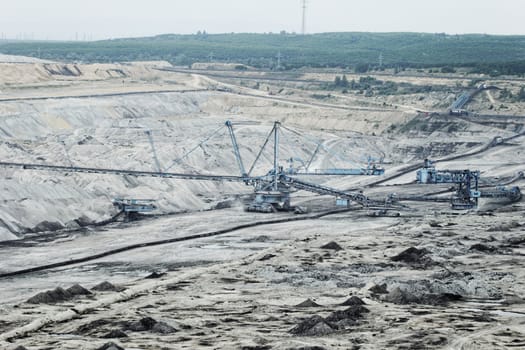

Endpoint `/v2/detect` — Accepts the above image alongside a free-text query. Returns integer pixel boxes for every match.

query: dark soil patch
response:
[67,283,92,296]
[101,330,128,338]
[92,281,124,292]
[290,304,369,336]
[214,200,233,210]
[243,235,272,243]
[369,283,388,294]
[122,317,177,334]
[320,241,343,251]
[96,342,124,350]
[27,283,93,304]
[0,320,15,333]
[487,222,521,232]
[390,247,434,267]
[384,287,462,306]
[76,319,111,335]
[27,287,73,304]
[470,243,497,253]
[325,305,370,324]
[30,220,64,233]
[295,298,322,308]
[259,254,277,261]
[289,315,335,336]
[507,235,525,246]
[340,296,366,306]
[145,271,166,279]
[458,313,495,322]
[166,281,192,291]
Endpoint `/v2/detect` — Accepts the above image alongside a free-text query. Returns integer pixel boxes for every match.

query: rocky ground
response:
[0,58,524,349]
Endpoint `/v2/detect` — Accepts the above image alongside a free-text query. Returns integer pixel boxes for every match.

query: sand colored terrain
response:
[0,58,524,350]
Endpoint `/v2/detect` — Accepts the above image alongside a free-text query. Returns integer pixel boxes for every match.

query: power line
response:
[301,0,307,35]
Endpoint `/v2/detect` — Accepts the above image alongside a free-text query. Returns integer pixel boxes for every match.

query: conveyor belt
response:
[286,176,371,205]
[0,161,250,182]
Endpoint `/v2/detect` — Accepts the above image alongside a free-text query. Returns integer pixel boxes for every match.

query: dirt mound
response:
[507,235,525,246]
[76,319,110,335]
[390,247,434,267]
[101,330,128,339]
[289,315,335,336]
[325,305,370,327]
[290,305,369,336]
[213,200,234,209]
[30,221,64,233]
[145,271,166,279]
[340,296,366,306]
[470,243,497,253]
[151,321,178,334]
[320,241,343,251]
[369,283,388,294]
[26,287,73,304]
[123,317,177,334]
[243,235,272,243]
[26,283,94,304]
[67,283,92,296]
[384,287,462,305]
[96,342,124,350]
[295,298,322,308]
[92,281,123,292]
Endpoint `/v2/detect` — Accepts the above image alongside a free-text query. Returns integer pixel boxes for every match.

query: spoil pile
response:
[320,241,343,251]
[96,342,124,350]
[121,317,177,334]
[91,281,124,292]
[382,286,462,306]
[289,315,334,336]
[340,296,366,306]
[390,247,434,267]
[101,330,128,339]
[290,305,369,336]
[470,243,497,253]
[295,298,322,308]
[26,284,92,304]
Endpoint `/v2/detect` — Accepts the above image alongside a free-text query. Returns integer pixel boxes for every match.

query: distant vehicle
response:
[449,109,468,116]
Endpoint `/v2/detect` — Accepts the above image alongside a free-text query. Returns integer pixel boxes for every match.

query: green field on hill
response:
[2,32,525,75]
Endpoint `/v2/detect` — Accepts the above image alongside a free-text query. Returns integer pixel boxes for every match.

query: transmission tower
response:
[301,0,307,35]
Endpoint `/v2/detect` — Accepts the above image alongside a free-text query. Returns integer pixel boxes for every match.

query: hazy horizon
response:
[1,0,524,41]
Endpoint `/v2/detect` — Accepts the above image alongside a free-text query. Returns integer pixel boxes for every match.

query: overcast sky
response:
[1,0,524,41]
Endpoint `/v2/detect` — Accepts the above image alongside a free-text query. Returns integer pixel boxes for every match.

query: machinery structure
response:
[416,159,521,209]
[417,158,480,209]
[112,198,157,220]
[0,120,388,214]
[277,124,385,176]
[449,83,499,115]
[241,121,383,212]
[480,186,522,202]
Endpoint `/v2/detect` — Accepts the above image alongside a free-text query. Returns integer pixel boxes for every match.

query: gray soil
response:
[0,59,524,350]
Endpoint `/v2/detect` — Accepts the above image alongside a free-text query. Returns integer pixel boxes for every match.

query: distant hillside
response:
[1,32,525,75]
